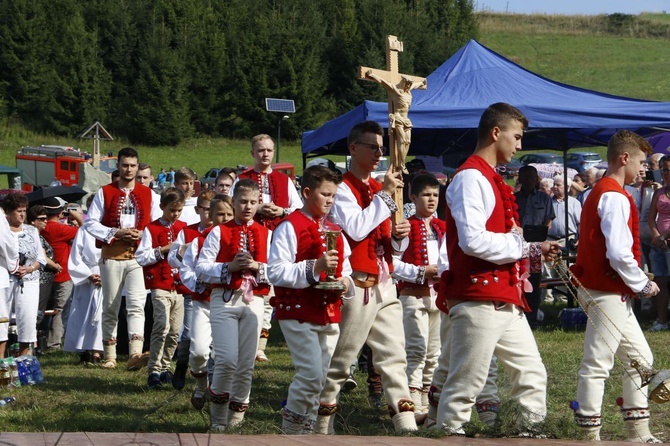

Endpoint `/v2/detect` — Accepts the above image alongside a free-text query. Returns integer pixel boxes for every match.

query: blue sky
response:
[477,0,669,15]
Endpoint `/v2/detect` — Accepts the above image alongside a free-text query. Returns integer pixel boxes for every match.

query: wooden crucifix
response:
[359,35,427,221]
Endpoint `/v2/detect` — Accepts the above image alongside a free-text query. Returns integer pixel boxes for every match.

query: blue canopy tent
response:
[301,40,670,165]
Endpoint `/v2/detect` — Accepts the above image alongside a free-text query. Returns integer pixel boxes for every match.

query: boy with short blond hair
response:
[196,179,271,431]
[175,167,199,225]
[268,165,354,434]
[572,130,661,443]
[136,187,188,390]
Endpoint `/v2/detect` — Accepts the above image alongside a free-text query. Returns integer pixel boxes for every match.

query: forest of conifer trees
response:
[0,0,477,145]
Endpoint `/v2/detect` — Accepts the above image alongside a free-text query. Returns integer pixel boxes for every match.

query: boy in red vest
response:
[315,121,418,434]
[167,190,216,391]
[136,187,188,389]
[178,194,234,410]
[196,179,271,431]
[571,130,660,443]
[392,173,447,422]
[437,103,560,435]
[84,147,156,370]
[237,134,302,362]
[268,165,354,434]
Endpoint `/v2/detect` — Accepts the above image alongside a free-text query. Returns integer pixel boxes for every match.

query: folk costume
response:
[237,168,302,360]
[571,177,659,443]
[196,219,271,431]
[425,237,501,429]
[84,181,155,368]
[392,215,448,417]
[267,210,354,434]
[136,218,188,380]
[63,227,103,354]
[315,172,417,434]
[170,222,214,408]
[0,224,45,345]
[166,219,208,389]
[437,155,547,434]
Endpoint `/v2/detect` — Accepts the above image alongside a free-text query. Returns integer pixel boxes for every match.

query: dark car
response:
[497,157,523,178]
[518,153,563,165]
[200,168,221,187]
[566,152,603,173]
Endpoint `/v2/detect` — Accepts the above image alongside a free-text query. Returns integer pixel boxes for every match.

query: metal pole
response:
[93,126,101,169]
[276,117,282,163]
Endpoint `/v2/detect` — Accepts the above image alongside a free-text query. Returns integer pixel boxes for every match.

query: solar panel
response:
[265,98,296,113]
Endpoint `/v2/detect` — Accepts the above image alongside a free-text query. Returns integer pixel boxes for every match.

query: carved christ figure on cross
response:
[365,70,427,173]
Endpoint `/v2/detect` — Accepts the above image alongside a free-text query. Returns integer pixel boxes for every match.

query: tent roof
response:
[0,165,23,174]
[302,40,670,158]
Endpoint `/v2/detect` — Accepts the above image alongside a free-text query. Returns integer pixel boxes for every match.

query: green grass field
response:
[0,304,668,439]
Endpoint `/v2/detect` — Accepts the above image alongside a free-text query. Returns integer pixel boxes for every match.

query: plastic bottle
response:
[9,343,19,358]
[28,355,43,384]
[0,396,15,407]
[7,358,20,388]
[15,356,34,386]
[0,360,10,387]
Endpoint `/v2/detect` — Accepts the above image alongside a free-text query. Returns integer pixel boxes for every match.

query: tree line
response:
[0,0,477,146]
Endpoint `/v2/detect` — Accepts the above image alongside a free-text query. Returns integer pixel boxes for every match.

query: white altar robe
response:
[64,227,103,352]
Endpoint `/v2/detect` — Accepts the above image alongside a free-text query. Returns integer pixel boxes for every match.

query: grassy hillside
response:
[477,13,670,101]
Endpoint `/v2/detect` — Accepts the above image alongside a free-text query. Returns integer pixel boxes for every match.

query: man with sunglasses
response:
[315,120,418,433]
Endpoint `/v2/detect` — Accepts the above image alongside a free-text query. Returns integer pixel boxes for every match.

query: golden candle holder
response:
[315,228,345,291]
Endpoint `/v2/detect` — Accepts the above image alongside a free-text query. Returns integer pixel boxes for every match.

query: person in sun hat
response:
[41,196,83,351]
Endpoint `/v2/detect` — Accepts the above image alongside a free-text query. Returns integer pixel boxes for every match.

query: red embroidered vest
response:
[397,216,446,293]
[342,172,394,275]
[213,220,270,296]
[142,219,189,294]
[98,181,153,247]
[183,223,212,302]
[572,177,641,295]
[437,155,526,313]
[238,168,290,230]
[272,211,345,325]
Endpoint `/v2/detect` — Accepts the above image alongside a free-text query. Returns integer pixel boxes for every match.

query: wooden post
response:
[359,35,427,222]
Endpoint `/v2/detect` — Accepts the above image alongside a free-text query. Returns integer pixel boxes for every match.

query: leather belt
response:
[101,241,137,260]
[353,278,377,288]
[352,272,378,289]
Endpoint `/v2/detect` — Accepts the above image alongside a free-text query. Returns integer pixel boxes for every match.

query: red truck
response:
[16,145,117,189]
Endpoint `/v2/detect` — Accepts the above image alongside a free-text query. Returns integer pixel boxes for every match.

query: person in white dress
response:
[0,193,46,356]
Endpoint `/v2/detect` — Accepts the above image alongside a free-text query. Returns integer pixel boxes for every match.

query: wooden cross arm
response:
[358,66,427,89]
[358,66,400,83]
